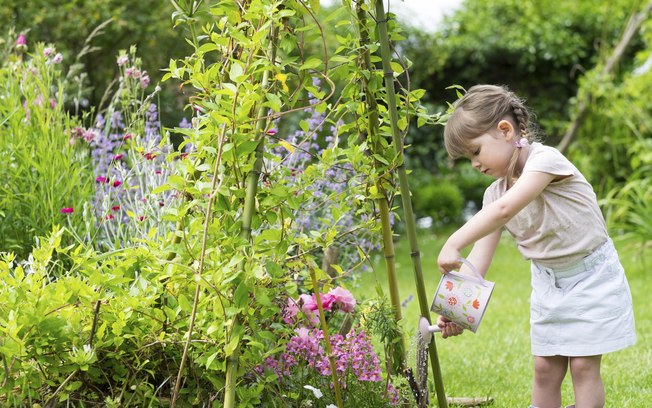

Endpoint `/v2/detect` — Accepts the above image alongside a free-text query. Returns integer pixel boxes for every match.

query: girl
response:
[436,85,636,408]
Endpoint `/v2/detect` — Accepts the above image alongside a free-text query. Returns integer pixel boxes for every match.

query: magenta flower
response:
[113,154,124,161]
[123,133,133,141]
[105,214,114,220]
[96,176,108,183]
[60,207,74,214]
[328,287,356,312]
[111,205,120,211]
[266,128,278,135]
[112,180,122,188]
[15,34,27,51]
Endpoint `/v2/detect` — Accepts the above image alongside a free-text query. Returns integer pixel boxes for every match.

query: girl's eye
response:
[472,148,480,156]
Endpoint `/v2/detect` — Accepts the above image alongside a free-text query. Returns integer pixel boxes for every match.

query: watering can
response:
[420,258,495,341]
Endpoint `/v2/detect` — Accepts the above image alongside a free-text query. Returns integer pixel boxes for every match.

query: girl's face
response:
[466,120,517,179]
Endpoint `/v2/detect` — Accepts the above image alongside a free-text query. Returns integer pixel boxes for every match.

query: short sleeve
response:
[482,180,503,208]
[523,145,575,177]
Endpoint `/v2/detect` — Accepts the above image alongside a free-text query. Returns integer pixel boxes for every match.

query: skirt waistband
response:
[533,239,613,278]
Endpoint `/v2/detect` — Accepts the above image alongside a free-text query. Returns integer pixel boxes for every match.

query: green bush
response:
[0,39,95,259]
[412,176,464,226]
[0,0,192,126]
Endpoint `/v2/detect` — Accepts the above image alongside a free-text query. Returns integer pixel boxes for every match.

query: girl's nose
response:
[471,158,481,169]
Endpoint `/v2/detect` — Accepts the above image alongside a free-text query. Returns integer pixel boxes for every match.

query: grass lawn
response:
[351,230,651,407]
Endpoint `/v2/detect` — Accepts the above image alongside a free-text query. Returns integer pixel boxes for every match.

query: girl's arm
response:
[463,228,501,278]
[438,171,556,274]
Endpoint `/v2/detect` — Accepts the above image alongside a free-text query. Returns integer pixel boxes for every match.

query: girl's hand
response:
[437,243,462,275]
[437,315,464,338]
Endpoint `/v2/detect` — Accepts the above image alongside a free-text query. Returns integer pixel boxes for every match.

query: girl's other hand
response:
[437,315,464,338]
[437,243,462,275]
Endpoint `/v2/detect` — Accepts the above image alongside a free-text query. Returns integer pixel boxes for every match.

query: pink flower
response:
[328,286,356,312]
[125,67,135,77]
[138,215,146,222]
[117,55,128,66]
[314,293,336,311]
[95,176,108,183]
[113,154,124,160]
[83,129,96,143]
[60,207,74,214]
[140,74,150,89]
[111,205,120,211]
[105,214,114,220]
[123,133,133,141]
[266,128,278,135]
[295,327,311,340]
[43,47,54,57]
[52,53,63,64]
[15,34,27,51]
[282,298,300,324]
[112,180,122,188]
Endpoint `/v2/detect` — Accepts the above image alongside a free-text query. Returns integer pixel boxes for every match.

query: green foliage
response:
[0,0,192,125]
[411,175,464,227]
[401,0,643,170]
[0,39,96,259]
[569,16,652,246]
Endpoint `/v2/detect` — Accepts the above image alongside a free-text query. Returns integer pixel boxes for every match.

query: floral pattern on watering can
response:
[430,259,495,333]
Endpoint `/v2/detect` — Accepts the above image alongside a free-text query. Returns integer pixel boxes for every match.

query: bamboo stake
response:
[355,0,407,375]
[223,24,277,408]
[374,1,448,407]
[310,269,345,408]
[558,0,652,153]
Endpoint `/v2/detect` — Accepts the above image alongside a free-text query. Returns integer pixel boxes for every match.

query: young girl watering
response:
[437,85,636,408]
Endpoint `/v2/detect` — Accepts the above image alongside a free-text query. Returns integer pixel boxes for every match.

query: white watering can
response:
[419,258,495,342]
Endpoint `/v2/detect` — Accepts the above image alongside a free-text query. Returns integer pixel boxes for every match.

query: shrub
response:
[0,34,95,258]
[412,177,464,226]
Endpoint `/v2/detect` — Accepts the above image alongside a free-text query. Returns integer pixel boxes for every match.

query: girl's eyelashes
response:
[472,148,480,156]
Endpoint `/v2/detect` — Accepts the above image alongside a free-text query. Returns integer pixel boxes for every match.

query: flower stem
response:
[310,268,344,408]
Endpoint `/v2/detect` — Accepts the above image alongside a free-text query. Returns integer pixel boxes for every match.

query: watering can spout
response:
[418,316,441,343]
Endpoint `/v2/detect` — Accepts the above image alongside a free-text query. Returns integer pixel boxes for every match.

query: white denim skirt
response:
[530,239,636,356]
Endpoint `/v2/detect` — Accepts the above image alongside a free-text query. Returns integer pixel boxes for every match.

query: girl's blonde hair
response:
[443,84,536,187]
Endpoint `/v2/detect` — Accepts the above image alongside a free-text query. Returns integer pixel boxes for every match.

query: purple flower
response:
[43,47,54,58]
[117,55,129,66]
[52,53,63,64]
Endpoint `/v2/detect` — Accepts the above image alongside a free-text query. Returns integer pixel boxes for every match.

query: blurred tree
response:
[1,0,194,126]
[400,0,645,172]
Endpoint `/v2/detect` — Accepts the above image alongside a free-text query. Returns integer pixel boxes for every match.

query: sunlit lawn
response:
[351,229,651,407]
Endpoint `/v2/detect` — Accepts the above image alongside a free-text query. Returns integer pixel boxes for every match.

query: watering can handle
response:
[458,257,485,282]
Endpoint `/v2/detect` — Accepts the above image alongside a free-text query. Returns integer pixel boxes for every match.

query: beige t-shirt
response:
[483,142,608,268]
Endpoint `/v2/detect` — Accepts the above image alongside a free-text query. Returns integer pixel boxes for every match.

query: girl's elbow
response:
[494,202,517,223]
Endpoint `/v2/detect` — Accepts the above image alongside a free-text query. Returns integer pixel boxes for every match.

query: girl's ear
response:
[496,119,516,141]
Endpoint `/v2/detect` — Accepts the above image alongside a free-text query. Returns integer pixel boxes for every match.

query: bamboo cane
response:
[374,1,448,407]
[355,0,407,375]
[223,25,277,408]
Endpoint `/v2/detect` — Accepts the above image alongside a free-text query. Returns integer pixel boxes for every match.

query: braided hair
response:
[443,84,536,188]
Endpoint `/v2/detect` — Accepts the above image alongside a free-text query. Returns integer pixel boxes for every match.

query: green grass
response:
[352,230,651,407]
